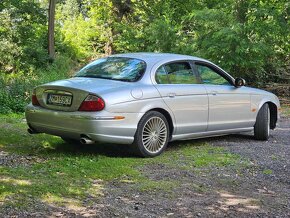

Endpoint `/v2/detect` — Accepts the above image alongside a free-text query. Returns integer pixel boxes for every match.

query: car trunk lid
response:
[35,77,127,112]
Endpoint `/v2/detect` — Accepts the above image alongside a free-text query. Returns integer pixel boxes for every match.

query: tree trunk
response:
[48,0,56,60]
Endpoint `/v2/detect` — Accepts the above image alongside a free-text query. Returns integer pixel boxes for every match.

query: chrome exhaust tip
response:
[80,137,95,145]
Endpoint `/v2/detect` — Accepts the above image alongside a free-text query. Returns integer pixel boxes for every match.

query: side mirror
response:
[235,78,246,87]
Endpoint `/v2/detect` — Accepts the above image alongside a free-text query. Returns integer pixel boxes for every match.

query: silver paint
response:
[25,53,281,144]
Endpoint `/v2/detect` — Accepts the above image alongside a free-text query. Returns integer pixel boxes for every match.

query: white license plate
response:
[47,94,72,106]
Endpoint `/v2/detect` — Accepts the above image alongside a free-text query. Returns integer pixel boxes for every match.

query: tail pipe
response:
[80,137,95,145]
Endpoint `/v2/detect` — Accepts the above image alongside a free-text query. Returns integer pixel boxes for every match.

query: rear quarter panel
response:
[103,83,173,114]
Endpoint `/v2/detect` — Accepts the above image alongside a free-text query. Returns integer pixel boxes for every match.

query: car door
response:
[154,61,208,135]
[194,62,252,131]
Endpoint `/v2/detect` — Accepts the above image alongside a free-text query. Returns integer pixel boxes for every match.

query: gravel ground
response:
[91,116,289,218]
[1,117,289,217]
[0,151,44,167]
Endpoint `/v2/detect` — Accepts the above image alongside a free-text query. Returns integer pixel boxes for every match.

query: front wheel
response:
[134,111,170,157]
[254,104,270,140]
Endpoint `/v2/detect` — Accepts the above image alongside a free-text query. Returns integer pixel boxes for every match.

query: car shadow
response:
[48,134,255,158]
[51,133,256,158]
[52,140,138,158]
[167,133,256,149]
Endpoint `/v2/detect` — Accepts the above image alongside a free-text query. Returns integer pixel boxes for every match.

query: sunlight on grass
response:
[87,179,104,198]
[42,193,85,211]
[0,190,13,204]
[149,143,245,171]
[0,177,31,186]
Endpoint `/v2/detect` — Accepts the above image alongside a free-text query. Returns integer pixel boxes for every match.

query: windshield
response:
[75,57,146,82]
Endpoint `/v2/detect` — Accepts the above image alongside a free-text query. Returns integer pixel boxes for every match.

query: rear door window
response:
[156,62,199,84]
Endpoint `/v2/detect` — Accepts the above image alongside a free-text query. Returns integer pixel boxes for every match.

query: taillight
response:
[78,95,105,111]
[32,89,40,106]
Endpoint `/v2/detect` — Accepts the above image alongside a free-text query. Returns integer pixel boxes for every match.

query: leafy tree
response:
[0,0,47,74]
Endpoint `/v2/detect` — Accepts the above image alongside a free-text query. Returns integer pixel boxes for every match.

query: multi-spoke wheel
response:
[134,111,169,157]
[254,103,270,140]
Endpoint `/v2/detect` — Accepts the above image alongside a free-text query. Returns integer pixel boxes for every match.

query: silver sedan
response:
[25,53,281,157]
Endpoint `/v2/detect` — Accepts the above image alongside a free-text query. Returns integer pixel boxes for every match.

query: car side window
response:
[156,62,198,84]
[155,66,169,84]
[196,64,230,85]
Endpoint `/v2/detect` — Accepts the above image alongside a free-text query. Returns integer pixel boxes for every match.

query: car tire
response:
[254,103,270,140]
[134,111,170,157]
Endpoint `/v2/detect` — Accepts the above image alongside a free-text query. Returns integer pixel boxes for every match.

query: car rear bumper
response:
[25,104,144,144]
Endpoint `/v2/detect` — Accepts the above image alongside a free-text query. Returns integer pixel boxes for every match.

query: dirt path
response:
[95,117,290,217]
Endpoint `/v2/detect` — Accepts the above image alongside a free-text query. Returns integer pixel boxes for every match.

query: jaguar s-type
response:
[26,53,280,157]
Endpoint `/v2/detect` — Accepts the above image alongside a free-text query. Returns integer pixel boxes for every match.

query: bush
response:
[0,55,76,114]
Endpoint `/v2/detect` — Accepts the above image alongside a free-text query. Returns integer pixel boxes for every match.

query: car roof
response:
[110,52,207,64]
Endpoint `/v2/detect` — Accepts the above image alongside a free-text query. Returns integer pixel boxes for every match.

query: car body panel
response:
[154,84,208,134]
[204,85,252,131]
[26,52,281,145]
[26,104,141,144]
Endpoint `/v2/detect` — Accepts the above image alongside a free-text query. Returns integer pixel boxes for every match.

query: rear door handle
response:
[168,93,176,98]
[211,91,218,95]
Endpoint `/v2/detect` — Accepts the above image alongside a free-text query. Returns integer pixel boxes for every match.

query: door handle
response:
[168,93,176,98]
[211,91,218,95]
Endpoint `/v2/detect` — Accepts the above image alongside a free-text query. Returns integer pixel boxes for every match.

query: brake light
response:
[78,95,105,111]
[32,90,40,106]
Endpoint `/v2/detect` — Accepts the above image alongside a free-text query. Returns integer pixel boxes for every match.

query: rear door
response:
[154,61,208,135]
[194,62,252,131]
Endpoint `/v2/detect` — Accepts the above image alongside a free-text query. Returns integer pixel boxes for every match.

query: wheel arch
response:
[267,101,278,129]
[258,101,278,129]
[147,108,174,138]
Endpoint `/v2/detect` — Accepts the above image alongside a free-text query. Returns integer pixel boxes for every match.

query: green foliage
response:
[0,55,75,114]
[58,0,288,86]
[0,78,32,113]
[0,0,47,73]
[0,0,289,113]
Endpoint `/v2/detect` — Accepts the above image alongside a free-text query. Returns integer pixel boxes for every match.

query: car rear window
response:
[75,57,146,82]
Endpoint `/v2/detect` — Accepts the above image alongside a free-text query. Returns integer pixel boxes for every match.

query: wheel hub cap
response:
[142,117,167,154]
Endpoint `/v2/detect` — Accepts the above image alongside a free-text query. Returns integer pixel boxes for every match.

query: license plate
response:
[47,94,72,106]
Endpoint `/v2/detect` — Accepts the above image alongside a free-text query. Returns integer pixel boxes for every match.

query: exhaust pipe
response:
[27,128,38,134]
[80,137,95,145]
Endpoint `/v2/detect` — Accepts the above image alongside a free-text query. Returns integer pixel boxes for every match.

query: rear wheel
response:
[134,111,169,157]
[254,104,270,140]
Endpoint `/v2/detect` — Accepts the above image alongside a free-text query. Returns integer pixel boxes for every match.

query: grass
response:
[0,113,246,210]
[262,169,273,175]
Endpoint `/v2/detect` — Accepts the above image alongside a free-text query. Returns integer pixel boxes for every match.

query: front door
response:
[194,62,251,131]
